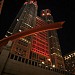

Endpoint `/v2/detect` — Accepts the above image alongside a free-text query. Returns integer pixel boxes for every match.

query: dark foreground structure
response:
[0,47,73,75]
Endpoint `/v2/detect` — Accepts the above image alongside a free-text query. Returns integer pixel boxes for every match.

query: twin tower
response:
[5,0,65,69]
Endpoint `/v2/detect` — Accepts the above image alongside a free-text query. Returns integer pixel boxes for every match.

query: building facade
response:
[5,0,52,65]
[5,0,37,59]
[41,9,65,69]
[64,51,75,74]
[5,0,65,69]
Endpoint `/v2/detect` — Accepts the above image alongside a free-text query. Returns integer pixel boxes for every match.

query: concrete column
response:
[0,49,10,75]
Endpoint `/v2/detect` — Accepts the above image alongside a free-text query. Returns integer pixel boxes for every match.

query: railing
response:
[8,53,72,75]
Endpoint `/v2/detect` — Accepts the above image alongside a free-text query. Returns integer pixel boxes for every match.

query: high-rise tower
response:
[30,16,52,65]
[5,0,52,65]
[41,9,65,69]
[5,0,38,59]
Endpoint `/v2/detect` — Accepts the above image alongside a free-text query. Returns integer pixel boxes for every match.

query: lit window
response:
[46,66,48,67]
[5,35,8,37]
[17,19,19,21]
[72,64,74,67]
[30,1,33,4]
[67,56,70,59]
[57,49,59,50]
[50,48,52,49]
[50,68,52,69]
[65,70,67,71]
[42,13,45,16]
[47,13,51,15]
[52,65,55,68]
[24,2,28,5]
[42,61,45,64]
[19,30,22,32]
[69,55,71,57]
[47,59,51,61]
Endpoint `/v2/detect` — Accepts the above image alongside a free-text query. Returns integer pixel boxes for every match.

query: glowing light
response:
[42,61,45,64]
[0,21,64,47]
[69,55,71,57]
[47,13,51,15]
[47,59,51,61]
[19,30,22,32]
[46,66,48,67]
[50,68,52,69]
[42,13,45,16]
[24,2,28,5]
[52,65,55,68]
[57,49,59,50]
[17,19,19,21]
[7,31,12,34]
[50,48,52,49]
[65,70,67,71]
[30,1,34,4]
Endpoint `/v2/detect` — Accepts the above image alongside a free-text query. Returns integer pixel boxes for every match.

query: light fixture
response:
[46,66,48,67]
[52,65,55,68]
[17,19,19,21]
[47,13,51,15]
[42,13,45,16]
[42,61,45,64]
[19,30,22,32]
[47,59,51,61]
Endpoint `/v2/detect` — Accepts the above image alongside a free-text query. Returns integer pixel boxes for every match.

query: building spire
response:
[24,0,37,8]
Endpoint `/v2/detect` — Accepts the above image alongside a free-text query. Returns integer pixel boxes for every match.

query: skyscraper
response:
[5,0,38,59]
[30,16,52,65]
[5,0,65,68]
[5,0,52,65]
[41,9,65,69]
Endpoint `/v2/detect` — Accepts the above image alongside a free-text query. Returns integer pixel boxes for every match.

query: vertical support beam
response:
[0,49,9,75]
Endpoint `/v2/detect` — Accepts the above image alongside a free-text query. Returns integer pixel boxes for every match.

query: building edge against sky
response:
[4,0,65,69]
[0,0,4,14]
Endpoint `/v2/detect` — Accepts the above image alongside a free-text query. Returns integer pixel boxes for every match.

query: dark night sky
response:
[0,0,75,56]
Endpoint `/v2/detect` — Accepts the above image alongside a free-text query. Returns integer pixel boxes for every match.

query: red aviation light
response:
[30,0,35,3]
[42,13,45,16]
[41,10,45,16]
[46,9,51,16]
[24,2,28,5]
[47,13,51,16]
[30,1,33,3]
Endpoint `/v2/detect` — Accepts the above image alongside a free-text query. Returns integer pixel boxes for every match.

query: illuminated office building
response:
[5,0,37,59]
[5,0,52,65]
[41,9,65,69]
[31,17,52,65]
[64,51,75,74]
